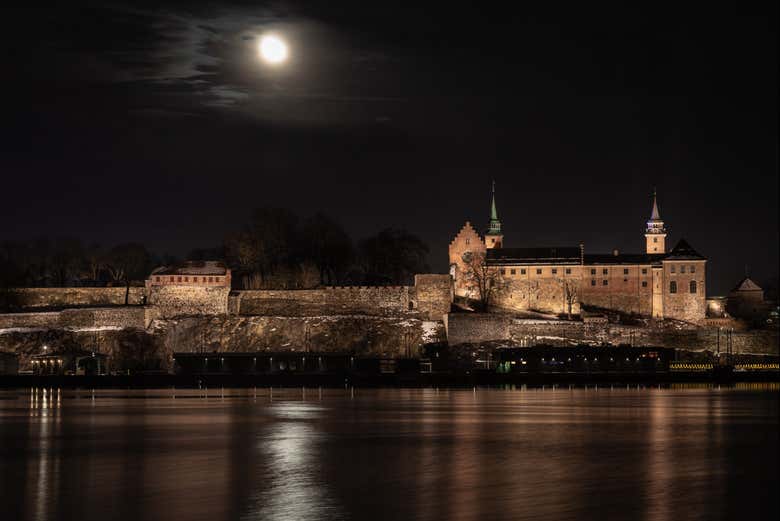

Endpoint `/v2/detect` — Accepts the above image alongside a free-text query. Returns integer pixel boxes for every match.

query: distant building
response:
[145,261,232,318]
[727,277,769,323]
[449,187,707,322]
[146,260,231,289]
[30,350,108,376]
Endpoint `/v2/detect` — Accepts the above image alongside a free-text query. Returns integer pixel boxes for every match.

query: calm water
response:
[0,385,777,521]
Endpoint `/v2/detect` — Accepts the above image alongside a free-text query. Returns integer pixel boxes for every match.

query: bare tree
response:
[561,278,579,319]
[462,252,507,311]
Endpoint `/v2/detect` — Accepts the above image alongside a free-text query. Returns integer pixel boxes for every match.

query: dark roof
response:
[585,253,665,265]
[487,247,581,264]
[664,239,705,260]
[151,260,228,276]
[730,277,763,293]
[32,350,107,358]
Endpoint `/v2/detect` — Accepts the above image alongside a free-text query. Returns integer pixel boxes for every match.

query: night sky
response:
[4,3,777,295]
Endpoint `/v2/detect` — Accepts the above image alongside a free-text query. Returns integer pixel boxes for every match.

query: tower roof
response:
[665,238,705,260]
[731,277,763,293]
[650,189,661,220]
[486,180,502,236]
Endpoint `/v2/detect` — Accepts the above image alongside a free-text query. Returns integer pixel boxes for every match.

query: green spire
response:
[487,180,502,235]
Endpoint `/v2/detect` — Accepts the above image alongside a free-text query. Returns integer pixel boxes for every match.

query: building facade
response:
[449,189,707,323]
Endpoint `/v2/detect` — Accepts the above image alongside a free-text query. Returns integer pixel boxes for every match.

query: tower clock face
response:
[461,251,473,263]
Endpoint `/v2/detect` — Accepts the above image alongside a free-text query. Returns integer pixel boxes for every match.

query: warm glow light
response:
[259,35,288,64]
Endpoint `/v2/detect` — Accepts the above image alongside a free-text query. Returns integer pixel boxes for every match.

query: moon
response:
[259,35,288,64]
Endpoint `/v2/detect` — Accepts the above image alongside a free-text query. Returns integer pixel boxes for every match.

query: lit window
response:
[466,239,470,245]
[690,281,697,293]
[670,281,677,293]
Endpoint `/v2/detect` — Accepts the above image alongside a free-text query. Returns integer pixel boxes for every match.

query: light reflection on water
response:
[0,385,777,521]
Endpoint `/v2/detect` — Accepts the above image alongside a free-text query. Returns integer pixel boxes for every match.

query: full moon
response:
[259,35,288,64]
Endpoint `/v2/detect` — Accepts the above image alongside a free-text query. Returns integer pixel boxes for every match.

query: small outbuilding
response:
[31,350,108,376]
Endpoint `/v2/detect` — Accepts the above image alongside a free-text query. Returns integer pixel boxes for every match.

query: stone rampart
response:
[148,286,230,318]
[5,287,146,310]
[235,286,413,317]
[0,307,155,333]
[444,312,778,355]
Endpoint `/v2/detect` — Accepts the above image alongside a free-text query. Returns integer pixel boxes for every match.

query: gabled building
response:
[449,188,707,322]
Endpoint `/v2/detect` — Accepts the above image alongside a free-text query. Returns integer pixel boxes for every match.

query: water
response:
[0,385,777,521]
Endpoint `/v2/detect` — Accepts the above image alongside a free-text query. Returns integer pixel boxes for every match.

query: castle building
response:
[449,188,707,322]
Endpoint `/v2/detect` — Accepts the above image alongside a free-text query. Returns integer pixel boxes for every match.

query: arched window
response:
[690,280,697,294]
[669,281,677,294]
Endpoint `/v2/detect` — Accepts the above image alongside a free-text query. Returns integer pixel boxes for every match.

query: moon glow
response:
[259,35,288,64]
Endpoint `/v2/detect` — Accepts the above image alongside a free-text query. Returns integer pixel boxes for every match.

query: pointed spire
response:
[650,188,661,220]
[490,179,498,221]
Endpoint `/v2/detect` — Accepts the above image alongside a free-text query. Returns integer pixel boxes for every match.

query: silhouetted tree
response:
[461,251,507,311]
[358,228,429,285]
[105,243,151,304]
[301,213,353,285]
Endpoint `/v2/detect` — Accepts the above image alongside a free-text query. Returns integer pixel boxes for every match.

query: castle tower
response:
[645,189,667,254]
[485,181,503,249]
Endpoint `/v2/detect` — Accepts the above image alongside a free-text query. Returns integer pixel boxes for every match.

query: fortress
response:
[449,187,707,322]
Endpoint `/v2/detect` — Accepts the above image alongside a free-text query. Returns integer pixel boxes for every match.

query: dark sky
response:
[3,2,778,295]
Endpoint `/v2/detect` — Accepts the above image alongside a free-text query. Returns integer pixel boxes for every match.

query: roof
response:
[151,260,228,276]
[585,253,666,265]
[487,247,581,264]
[650,192,661,220]
[730,277,763,293]
[664,239,705,260]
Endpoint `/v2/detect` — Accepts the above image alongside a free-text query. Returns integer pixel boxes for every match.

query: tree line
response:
[0,208,430,290]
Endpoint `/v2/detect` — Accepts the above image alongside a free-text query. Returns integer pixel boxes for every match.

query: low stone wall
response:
[444,313,779,355]
[0,307,155,333]
[413,274,452,321]
[4,287,146,310]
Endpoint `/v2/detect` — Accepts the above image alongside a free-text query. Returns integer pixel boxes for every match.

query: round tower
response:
[645,189,666,254]
[485,180,503,249]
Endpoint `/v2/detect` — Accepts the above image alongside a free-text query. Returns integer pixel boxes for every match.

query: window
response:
[591,268,596,275]
[690,266,696,273]
[510,268,516,275]
[602,280,608,286]
[552,268,558,275]
[208,277,214,282]
[536,269,542,275]
[465,239,470,245]
[670,281,677,293]
[642,268,647,275]
[602,268,608,275]
[690,281,697,293]
[623,278,628,283]
[623,268,629,275]
[184,277,189,282]
[193,277,198,282]
[215,277,220,282]
[642,281,648,288]
[155,276,160,282]
[491,238,495,244]
[500,268,506,275]
[177,276,182,282]
[170,276,174,282]
[680,266,686,273]
[671,265,676,273]
[591,279,596,286]
[565,268,571,275]
[653,237,658,243]
[520,269,526,275]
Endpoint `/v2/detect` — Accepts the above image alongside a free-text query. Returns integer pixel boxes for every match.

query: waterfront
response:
[0,386,777,521]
